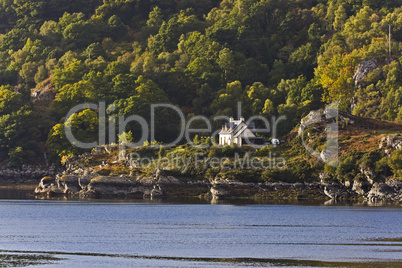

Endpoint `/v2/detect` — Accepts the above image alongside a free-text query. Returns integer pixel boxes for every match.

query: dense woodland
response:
[0,0,402,167]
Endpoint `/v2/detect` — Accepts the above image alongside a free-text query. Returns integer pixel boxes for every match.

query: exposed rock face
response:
[360,168,376,184]
[319,179,359,200]
[34,177,63,196]
[323,184,355,200]
[34,171,402,202]
[299,110,323,136]
[31,79,55,105]
[299,110,356,137]
[33,174,333,201]
[353,58,378,88]
[352,180,369,195]
[321,178,402,202]
[210,180,259,198]
[35,175,89,196]
[367,182,400,202]
[32,89,55,104]
[35,172,210,199]
[379,136,402,156]
[386,178,402,189]
[86,176,145,197]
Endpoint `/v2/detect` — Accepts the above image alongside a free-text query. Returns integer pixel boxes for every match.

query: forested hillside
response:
[0,0,401,166]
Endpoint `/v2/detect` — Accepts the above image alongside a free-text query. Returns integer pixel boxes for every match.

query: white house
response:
[218,117,258,146]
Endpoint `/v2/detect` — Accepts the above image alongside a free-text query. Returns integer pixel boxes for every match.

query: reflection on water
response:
[2,185,402,208]
[0,187,35,200]
[1,186,401,207]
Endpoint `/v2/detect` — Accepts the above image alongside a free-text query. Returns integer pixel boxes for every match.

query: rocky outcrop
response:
[319,179,359,200]
[349,178,402,202]
[323,184,355,200]
[31,78,56,105]
[366,182,401,202]
[352,180,369,195]
[299,110,356,137]
[34,170,402,202]
[318,176,402,202]
[379,136,402,155]
[85,176,151,198]
[298,110,323,136]
[33,174,330,201]
[35,171,211,199]
[210,180,259,198]
[35,175,89,196]
[353,58,378,88]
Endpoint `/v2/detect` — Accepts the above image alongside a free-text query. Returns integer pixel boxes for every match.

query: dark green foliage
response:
[0,104,41,166]
[0,0,401,168]
[107,15,127,40]
[389,149,402,177]
[63,20,102,48]
[286,161,318,183]
[149,9,204,55]
[334,150,393,182]
[208,144,242,158]
[336,154,360,182]
[0,28,30,51]
[261,168,294,183]
[8,146,25,168]
[85,43,106,59]
[253,146,275,157]
[220,168,263,183]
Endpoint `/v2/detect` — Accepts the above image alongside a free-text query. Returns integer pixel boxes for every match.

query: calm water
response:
[0,189,401,267]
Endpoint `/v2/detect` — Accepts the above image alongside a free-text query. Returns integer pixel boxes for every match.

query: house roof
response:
[218,119,256,138]
[234,126,256,138]
[233,122,248,136]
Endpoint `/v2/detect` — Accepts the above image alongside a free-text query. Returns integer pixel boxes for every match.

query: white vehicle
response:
[271,139,280,145]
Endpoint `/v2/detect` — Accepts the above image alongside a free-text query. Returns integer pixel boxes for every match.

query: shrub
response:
[253,146,275,157]
[389,149,402,177]
[8,147,25,168]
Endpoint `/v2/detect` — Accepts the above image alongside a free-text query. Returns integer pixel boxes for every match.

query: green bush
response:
[389,149,402,177]
[8,147,25,168]
[253,146,275,157]
[261,168,294,183]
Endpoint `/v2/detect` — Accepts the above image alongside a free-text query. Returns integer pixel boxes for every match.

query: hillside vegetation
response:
[0,0,401,172]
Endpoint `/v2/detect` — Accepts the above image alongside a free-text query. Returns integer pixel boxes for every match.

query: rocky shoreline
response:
[4,132,402,203]
[33,170,402,203]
